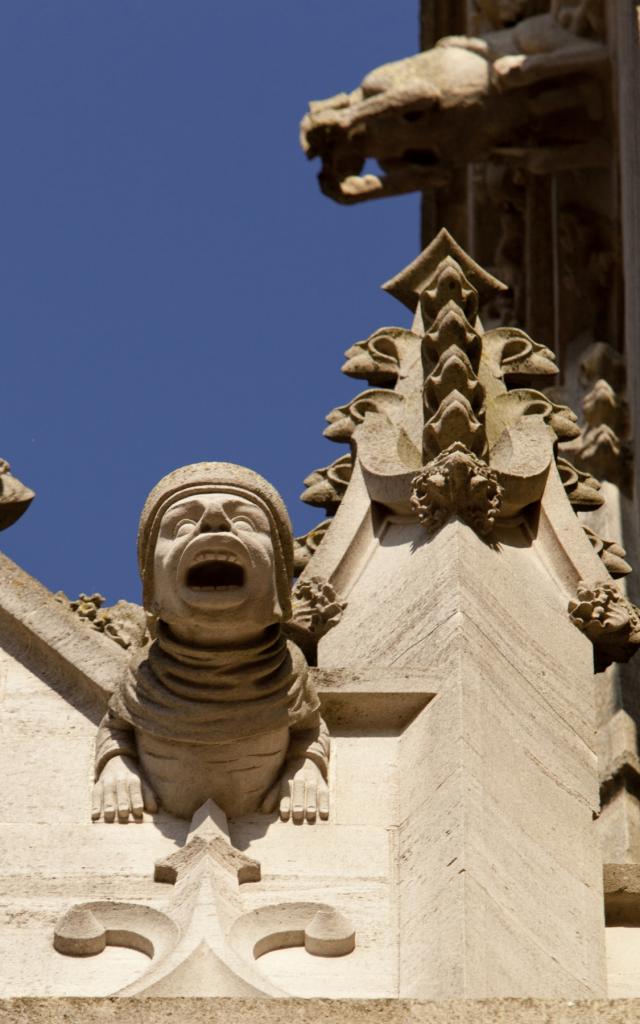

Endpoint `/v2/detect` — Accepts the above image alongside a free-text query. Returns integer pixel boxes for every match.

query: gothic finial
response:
[382,228,508,314]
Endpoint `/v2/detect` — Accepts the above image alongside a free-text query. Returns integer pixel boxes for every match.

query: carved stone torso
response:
[96,621,329,821]
[135,725,290,819]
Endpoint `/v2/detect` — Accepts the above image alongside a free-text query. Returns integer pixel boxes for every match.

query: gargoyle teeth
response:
[193,551,240,565]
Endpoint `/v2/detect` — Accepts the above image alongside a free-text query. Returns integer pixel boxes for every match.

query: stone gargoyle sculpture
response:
[300,0,608,203]
[0,457,35,531]
[92,462,330,824]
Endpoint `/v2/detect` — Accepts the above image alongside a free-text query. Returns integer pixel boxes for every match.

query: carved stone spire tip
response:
[382,228,508,313]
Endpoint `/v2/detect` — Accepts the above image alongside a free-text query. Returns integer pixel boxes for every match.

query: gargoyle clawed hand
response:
[261,757,329,825]
[92,755,158,822]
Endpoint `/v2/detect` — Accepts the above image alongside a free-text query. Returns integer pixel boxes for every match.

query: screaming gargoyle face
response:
[152,492,280,630]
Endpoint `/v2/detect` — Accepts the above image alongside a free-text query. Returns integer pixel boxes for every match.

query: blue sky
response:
[0,2,420,603]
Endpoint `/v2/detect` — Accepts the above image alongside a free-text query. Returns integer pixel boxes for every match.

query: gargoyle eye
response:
[174,519,195,538]
[232,515,256,532]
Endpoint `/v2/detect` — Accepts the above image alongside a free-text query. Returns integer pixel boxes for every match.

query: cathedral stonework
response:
[2,0,640,1019]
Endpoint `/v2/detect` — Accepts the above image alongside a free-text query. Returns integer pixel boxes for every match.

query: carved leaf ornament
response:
[411,442,502,537]
[569,582,640,670]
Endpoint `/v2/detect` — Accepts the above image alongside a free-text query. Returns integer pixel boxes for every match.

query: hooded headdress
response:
[138,461,294,620]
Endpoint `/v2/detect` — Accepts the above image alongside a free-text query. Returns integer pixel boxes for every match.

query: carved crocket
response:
[92,463,329,824]
[301,0,608,203]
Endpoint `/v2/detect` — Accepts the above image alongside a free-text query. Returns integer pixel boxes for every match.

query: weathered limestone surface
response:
[1,512,607,997]
[0,550,125,702]
[2,213,636,1005]
[320,513,604,998]
[5,997,640,1024]
[304,0,640,887]
[0,604,397,997]
[602,862,640,997]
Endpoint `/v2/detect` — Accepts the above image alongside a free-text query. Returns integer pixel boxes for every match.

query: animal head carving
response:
[301,44,496,203]
[301,7,608,203]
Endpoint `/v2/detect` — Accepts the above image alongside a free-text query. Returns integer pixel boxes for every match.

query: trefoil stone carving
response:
[556,457,604,510]
[55,799,355,997]
[341,326,419,386]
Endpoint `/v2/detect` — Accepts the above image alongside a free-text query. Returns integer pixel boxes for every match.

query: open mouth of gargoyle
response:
[185,552,246,591]
[319,151,449,204]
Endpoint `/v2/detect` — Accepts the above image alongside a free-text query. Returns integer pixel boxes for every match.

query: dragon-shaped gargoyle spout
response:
[300,0,608,204]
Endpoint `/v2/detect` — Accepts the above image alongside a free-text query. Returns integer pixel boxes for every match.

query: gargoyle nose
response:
[199,514,230,533]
